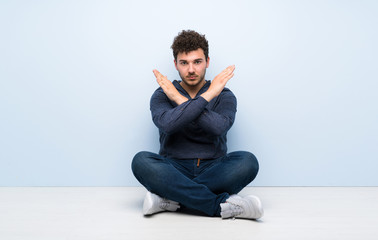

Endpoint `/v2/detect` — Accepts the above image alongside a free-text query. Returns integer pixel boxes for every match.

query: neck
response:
[180,80,206,98]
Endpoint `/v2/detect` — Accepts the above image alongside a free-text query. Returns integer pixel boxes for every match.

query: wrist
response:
[174,94,188,105]
[201,90,216,102]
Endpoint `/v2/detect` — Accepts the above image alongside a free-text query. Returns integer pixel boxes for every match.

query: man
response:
[132,30,263,220]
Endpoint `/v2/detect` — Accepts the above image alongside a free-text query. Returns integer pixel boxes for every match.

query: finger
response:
[154,71,164,85]
[225,72,234,80]
[153,69,160,78]
[219,68,233,78]
[227,65,235,73]
[153,69,165,79]
[218,68,230,77]
[159,73,166,81]
[221,65,235,75]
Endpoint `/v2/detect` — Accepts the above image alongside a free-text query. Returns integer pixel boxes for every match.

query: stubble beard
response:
[179,70,206,89]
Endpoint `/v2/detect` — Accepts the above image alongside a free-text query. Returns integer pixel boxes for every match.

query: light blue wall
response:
[1,0,377,186]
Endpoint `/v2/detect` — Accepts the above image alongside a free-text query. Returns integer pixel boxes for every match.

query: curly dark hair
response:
[171,30,209,61]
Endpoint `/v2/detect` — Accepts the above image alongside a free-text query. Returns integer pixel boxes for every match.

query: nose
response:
[188,63,195,73]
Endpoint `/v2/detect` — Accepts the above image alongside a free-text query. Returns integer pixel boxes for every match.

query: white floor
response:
[1,187,378,240]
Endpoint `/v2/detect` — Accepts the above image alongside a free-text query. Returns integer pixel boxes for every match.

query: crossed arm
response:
[150,66,237,136]
[153,65,235,105]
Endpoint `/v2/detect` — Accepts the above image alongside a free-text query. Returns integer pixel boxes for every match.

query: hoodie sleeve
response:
[150,88,209,134]
[195,90,237,136]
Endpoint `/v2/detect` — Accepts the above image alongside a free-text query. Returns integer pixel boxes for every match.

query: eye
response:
[194,60,202,64]
[180,62,187,65]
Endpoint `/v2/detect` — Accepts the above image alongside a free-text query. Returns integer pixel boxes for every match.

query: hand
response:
[153,69,188,105]
[201,65,235,102]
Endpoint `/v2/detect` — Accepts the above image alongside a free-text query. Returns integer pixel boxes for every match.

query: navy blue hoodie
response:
[150,80,237,159]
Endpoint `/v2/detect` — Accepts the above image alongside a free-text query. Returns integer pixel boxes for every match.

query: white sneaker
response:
[143,191,180,216]
[220,194,264,220]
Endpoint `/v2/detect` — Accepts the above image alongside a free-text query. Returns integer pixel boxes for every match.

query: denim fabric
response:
[131,151,259,217]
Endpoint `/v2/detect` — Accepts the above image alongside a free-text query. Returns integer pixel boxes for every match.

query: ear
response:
[206,57,210,68]
[174,59,178,70]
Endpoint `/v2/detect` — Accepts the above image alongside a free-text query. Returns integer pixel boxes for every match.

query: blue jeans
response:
[131,151,259,217]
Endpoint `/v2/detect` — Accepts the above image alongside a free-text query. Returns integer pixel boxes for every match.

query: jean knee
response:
[131,151,153,177]
[235,151,259,183]
[246,152,259,181]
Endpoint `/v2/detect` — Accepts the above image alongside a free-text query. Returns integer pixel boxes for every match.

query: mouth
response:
[187,75,198,80]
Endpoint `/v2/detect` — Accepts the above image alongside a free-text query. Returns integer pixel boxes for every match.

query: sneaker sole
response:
[245,195,264,219]
[143,191,157,215]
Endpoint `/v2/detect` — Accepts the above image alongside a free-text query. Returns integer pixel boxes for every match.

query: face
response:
[174,48,210,89]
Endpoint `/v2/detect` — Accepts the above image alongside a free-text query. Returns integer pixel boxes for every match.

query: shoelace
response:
[159,198,171,210]
[227,202,244,217]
